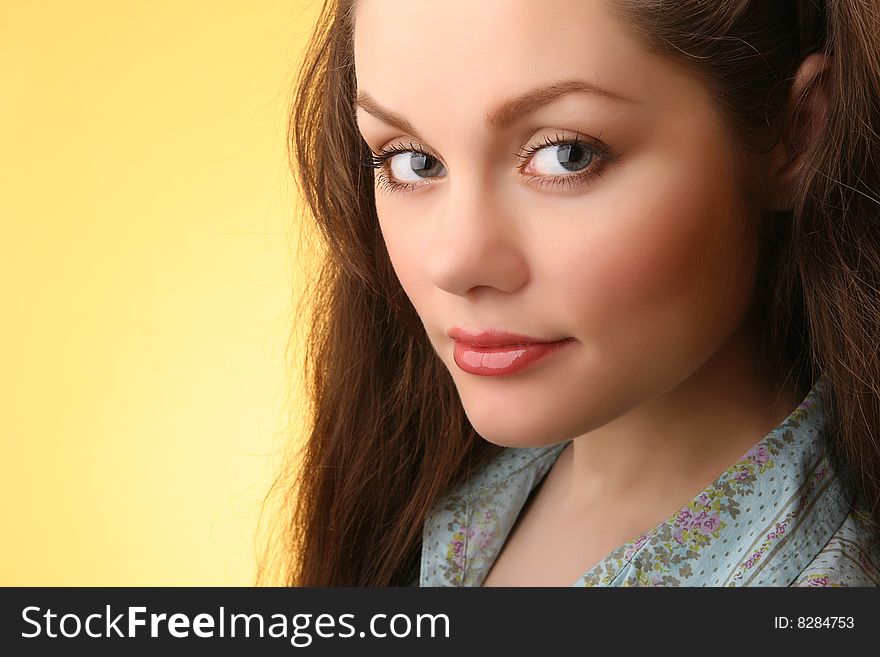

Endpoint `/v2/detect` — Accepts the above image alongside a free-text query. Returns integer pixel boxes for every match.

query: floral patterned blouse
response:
[417,375,880,586]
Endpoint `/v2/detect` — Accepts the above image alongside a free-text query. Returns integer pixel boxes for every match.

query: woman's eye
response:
[362,132,614,195]
[388,151,445,182]
[527,142,594,175]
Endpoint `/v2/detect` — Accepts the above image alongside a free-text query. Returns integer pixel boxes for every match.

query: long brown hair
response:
[256,0,880,586]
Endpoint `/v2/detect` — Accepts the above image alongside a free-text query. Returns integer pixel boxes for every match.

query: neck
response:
[558,311,800,518]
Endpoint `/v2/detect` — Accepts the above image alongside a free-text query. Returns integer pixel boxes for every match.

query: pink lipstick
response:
[448,328,576,377]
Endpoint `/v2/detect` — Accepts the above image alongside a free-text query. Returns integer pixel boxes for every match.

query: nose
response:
[424,181,530,297]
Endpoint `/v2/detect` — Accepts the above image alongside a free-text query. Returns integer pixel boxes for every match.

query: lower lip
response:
[452,338,576,376]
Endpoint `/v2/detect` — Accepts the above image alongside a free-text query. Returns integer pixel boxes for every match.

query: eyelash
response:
[360,131,618,196]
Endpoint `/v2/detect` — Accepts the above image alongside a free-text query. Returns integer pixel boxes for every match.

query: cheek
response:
[375,203,433,316]
[544,155,758,369]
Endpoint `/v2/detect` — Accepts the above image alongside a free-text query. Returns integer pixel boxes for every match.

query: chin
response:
[450,371,582,449]
[462,404,568,449]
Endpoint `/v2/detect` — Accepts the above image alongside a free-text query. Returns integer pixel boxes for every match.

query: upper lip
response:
[447,327,572,347]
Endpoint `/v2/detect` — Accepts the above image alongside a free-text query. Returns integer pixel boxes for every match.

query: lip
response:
[448,328,576,376]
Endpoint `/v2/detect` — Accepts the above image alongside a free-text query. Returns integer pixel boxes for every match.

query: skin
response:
[353,0,829,583]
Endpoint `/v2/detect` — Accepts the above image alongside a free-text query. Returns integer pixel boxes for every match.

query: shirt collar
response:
[420,375,853,586]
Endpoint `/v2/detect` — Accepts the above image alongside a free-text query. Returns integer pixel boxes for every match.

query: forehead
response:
[353,0,681,124]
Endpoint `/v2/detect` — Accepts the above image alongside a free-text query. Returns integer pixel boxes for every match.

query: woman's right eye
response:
[361,141,445,195]
[388,151,446,182]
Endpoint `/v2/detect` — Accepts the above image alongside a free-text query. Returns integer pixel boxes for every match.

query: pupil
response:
[557,143,593,172]
[410,153,442,178]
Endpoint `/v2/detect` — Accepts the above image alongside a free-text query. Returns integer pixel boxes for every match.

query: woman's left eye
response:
[361,132,614,196]
[527,140,595,175]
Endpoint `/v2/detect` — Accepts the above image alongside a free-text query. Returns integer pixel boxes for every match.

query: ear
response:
[767,52,832,211]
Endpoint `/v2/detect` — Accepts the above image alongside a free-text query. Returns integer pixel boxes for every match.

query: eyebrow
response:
[354,79,640,138]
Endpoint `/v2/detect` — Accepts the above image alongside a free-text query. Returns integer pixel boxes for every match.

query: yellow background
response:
[1,0,320,585]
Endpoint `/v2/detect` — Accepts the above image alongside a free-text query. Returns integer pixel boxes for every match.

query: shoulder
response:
[418,442,568,587]
[434,442,567,508]
[790,507,880,587]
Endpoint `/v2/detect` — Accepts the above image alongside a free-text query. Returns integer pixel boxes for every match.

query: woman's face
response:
[353,0,771,447]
